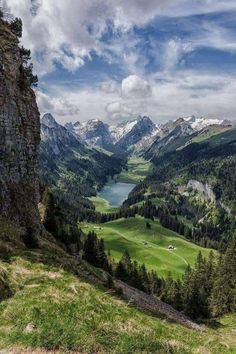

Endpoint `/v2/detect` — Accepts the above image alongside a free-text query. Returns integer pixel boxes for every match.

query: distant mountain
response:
[145,118,195,159]
[40,114,125,214]
[41,113,84,156]
[65,119,114,149]
[114,116,160,154]
[182,115,232,131]
[64,114,234,156]
[65,116,160,154]
[145,116,233,160]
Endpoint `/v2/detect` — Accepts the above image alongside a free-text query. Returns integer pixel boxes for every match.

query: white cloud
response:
[100,80,120,94]
[162,39,193,72]
[106,101,121,114]
[149,71,236,121]
[36,70,236,124]
[36,90,80,117]
[3,0,236,123]
[121,75,152,99]
[4,0,236,77]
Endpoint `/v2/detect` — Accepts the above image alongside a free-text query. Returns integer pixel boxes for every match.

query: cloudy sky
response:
[3,0,236,124]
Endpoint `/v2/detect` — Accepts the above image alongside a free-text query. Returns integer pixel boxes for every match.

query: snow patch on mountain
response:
[109,119,138,142]
[183,115,230,131]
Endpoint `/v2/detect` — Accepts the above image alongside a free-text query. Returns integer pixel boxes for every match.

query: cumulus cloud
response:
[106,101,121,114]
[36,90,80,118]
[35,69,236,124]
[121,75,152,99]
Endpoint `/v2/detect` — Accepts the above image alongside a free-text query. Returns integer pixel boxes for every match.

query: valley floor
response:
[0,257,235,354]
[115,156,152,184]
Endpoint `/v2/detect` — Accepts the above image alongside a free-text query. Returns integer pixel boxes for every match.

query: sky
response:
[2,0,236,124]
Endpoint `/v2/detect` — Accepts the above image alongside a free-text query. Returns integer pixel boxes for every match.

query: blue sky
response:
[4,0,236,124]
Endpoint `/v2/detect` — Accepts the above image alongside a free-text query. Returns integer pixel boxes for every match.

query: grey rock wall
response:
[0,22,40,227]
[187,179,216,203]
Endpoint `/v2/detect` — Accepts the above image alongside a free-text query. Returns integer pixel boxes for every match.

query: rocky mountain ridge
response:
[63,114,234,155]
[0,18,40,228]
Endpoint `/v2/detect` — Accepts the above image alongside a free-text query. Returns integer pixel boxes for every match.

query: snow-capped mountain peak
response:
[182,115,227,131]
[61,113,233,155]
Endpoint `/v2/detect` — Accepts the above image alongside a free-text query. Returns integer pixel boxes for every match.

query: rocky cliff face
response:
[0,20,40,227]
[187,180,216,203]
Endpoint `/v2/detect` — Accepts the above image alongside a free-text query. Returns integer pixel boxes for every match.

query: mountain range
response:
[63,114,234,155]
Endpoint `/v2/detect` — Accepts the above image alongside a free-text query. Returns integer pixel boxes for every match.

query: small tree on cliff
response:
[10,17,22,37]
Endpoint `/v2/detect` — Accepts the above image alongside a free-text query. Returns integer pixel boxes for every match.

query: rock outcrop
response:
[0,20,40,228]
[187,180,216,203]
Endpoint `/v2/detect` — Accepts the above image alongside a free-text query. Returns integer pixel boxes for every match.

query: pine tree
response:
[97,238,111,273]
[130,261,141,289]
[82,232,99,266]
[10,17,22,37]
[115,260,127,281]
[211,239,236,316]
[140,263,150,293]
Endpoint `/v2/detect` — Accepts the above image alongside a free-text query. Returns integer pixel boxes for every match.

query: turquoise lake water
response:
[99,182,136,207]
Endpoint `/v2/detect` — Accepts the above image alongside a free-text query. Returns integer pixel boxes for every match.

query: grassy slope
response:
[117,157,151,183]
[81,217,213,279]
[0,257,235,354]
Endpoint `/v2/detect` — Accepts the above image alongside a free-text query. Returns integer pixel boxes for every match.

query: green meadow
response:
[117,157,151,183]
[81,216,214,279]
[89,195,118,213]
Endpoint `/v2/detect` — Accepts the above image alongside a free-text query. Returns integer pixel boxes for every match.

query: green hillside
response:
[0,257,235,354]
[81,216,213,278]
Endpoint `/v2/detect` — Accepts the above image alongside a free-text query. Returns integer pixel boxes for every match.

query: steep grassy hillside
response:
[0,257,235,354]
[81,217,213,278]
